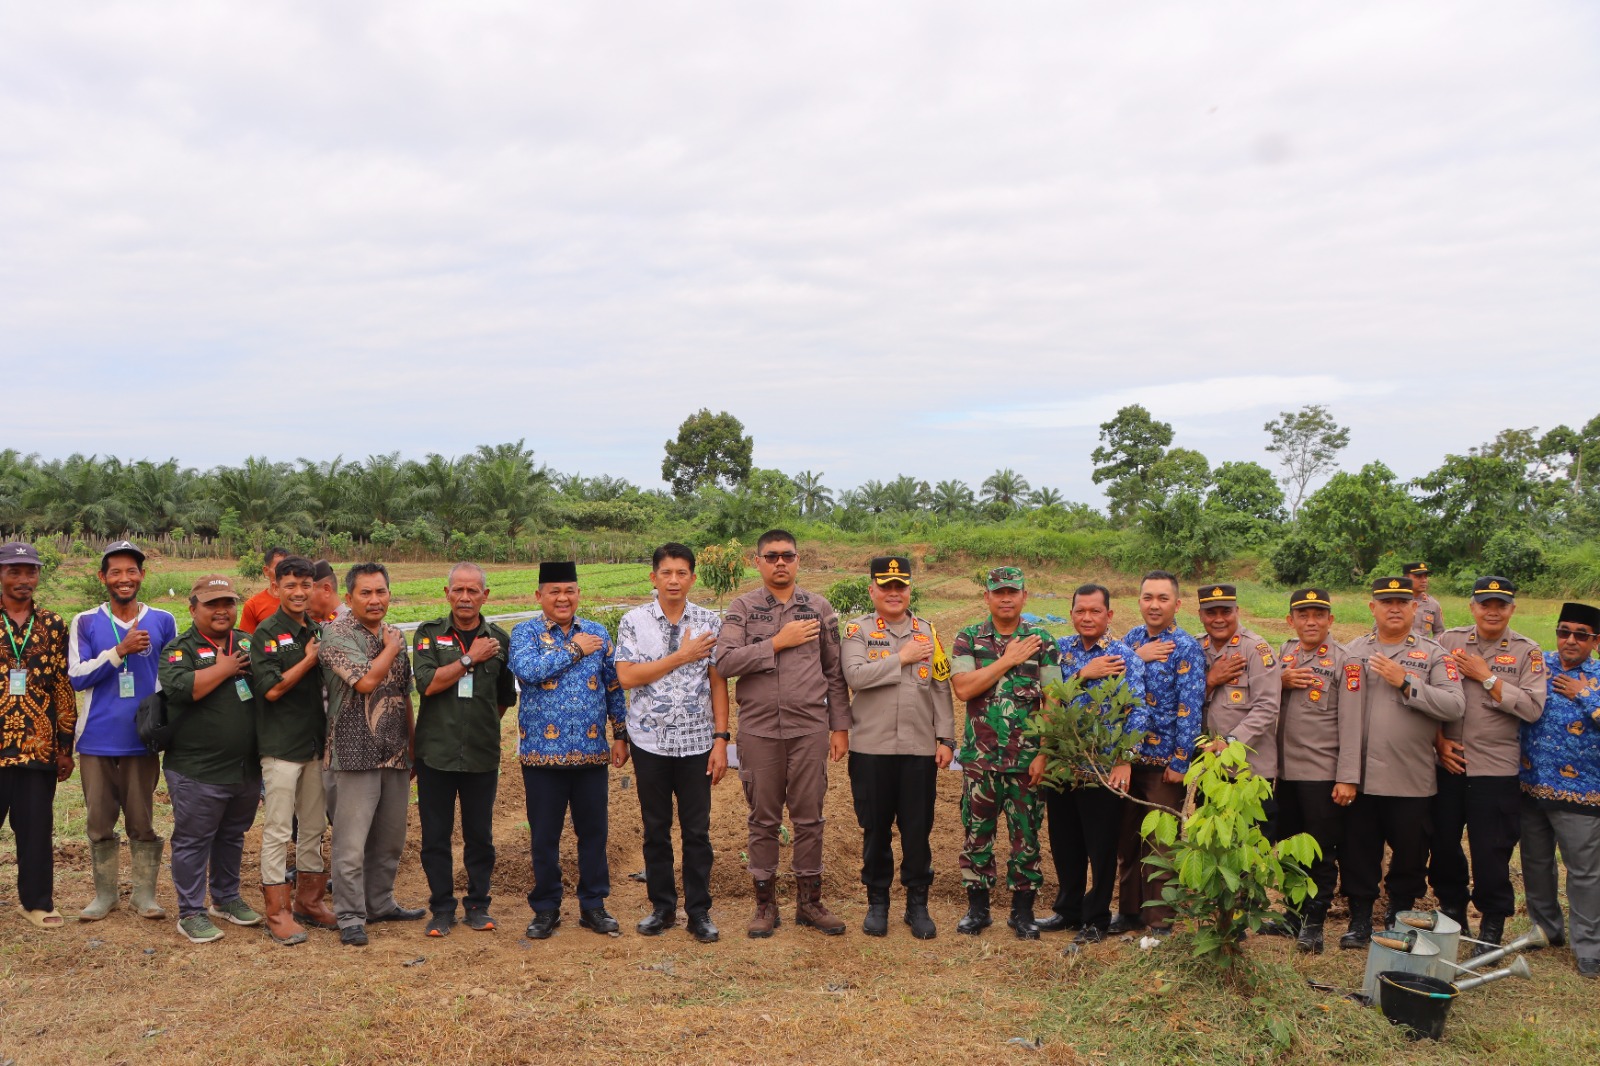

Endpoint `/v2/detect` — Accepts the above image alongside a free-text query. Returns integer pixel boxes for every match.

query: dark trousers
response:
[1045,782,1125,928]
[165,769,259,918]
[0,766,58,912]
[1117,765,1187,925]
[521,764,609,912]
[1342,793,1432,907]
[417,762,499,916]
[1277,780,1347,912]
[633,746,714,915]
[848,752,937,892]
[1428,771,1521,917]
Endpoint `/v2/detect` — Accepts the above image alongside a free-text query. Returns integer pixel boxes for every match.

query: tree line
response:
[4,406,1599,592]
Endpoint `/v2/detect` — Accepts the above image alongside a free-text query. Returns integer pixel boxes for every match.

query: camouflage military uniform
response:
[951,618,1063,890]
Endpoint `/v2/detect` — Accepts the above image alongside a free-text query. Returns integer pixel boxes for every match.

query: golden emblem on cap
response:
[1212,587,1223,598]
[1388,579,1400,589]
[1306,591,1319,601]
[887,560,904,575]
[1488,580,1501,591]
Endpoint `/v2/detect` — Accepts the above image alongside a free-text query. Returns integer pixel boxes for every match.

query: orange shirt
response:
[241,588,279,636]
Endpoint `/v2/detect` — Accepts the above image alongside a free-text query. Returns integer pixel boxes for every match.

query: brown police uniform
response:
[1202,626,1282,779]
[1429,579,1547,924]
[1341,577,1466,925]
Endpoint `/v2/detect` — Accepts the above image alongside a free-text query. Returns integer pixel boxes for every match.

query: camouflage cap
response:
[985,566,1025,591]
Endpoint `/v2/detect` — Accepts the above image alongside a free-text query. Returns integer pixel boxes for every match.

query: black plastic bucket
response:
[1377,970,1458,1040]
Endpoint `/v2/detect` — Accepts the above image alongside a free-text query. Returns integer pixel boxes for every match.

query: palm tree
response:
[856,480,893,514]
[210,456,313,533]
[25,454,129,536]
[409,453,476,539]
[349,453,415,529]
[120,459,201,535]
[474,455,550,536]
[1027,486,1064,509]
[930,479,975,518]
[0,450,40,534]
[980,468,1031,510]
[791,470,834,517]
[885,475,930,512]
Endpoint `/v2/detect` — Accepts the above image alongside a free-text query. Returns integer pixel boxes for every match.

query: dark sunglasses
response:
[1556,626,1597,641]
[667,623,680,654]
[759,552,798,563]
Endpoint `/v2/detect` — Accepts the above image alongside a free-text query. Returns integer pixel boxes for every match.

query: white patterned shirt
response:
[615,599,722,757]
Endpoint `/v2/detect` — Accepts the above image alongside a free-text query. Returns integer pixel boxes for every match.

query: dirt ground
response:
[0,554,1586,1065]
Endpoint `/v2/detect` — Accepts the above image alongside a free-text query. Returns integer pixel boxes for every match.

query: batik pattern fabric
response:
[1121,624,1206,774]
[510,615,625,767]
[0,609,75,768]
[614,599,721,758]
[1521,653,1600,813]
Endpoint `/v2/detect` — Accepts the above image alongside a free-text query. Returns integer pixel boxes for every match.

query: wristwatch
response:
[1481,676,1496,692]
[712,731,732,742]
[459,654,474,669]
[937,739,954,749]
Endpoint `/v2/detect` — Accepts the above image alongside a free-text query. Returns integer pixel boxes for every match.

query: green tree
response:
[1269,462,1421,585]
[1091,405,1174,523]
[1263,404,1350,517]
[349,452,414,530]
[884,475,930,513]
[409,453,477,540]
[930,479,975,518]
[791,470,834,517]
[1145,447,1211,503]
[1027,486,1064,509]
[980,468,1030,509]
[24,454,129,536]
[662,409,753,497]
[1414,452,1538,567]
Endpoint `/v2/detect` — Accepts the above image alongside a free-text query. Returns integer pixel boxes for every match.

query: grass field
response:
[3,549,1593,1064]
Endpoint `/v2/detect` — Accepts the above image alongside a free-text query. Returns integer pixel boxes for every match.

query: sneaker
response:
[208,898,263,927]
[426,913,455,937]
[177,914,225,943]
[464,909,496,932]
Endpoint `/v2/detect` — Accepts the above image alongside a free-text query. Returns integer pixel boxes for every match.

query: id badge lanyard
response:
[105,605,138,698]
[454,628,476,698]
[4,611,33,696]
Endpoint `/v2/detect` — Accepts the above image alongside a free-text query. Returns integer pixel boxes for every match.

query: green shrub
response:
[237,549,263,580]
[1478,527,1548,584]
[589,606,627,643]
[697,540,746,602]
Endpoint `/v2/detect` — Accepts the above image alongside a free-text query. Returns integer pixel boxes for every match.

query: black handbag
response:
[134,689,186,753]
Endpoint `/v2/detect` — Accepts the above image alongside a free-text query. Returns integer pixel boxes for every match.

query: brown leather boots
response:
[292,872,338,929]
[262,883,307,946]
[795,875,845,936]
[748,878,780,938]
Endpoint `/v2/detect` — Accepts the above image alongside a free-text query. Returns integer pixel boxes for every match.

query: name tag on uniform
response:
[234,678,252,702]
[119,672,137,699]
[8,670,25,695]
[457,671,474,698]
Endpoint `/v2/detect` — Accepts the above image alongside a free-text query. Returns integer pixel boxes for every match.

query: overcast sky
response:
[4,2,1598,507]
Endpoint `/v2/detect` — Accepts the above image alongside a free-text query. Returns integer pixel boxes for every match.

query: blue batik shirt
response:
[1056,633,1152,758]
[1520,653,1600,814]
[1121,623,1207,774]
[510,615,626,767]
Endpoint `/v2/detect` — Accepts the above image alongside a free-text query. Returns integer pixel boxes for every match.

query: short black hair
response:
[264,546,290,568]
[652,543,696,572]
[756,529,797,553]
[1141,570,1180,595]
[275,556,316,582]
[1072,583,1111,609]
[344,561,391,594]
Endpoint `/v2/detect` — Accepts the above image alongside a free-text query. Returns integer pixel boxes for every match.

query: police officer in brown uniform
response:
[1339,576,1465,948]
[1431,576,1546,953]
[1197,585,1281,790]
[1403,562,1444,639]
[841,557,955,939]
[1275,588,1364,953]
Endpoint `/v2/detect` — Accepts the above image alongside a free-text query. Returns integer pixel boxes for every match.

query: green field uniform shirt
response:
[158,626,260,785]
[950,618,1063,773]
[412,616,518,774]
[249,608,326,762]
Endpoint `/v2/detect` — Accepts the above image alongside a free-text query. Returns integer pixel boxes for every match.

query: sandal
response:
[20,907,65,930]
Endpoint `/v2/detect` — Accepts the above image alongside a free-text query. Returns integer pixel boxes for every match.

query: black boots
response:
[1007,890,1040,941]
[1340,900,1373,950]
[1295,902,1328,955]
[956,886,992,936]
[1473,915,1507,958]
[903,886,936,940]
[1383,897,1414,930]
[863,888,890,937]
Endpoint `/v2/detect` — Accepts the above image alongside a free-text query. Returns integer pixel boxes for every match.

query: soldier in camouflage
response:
[949,567,1063,940]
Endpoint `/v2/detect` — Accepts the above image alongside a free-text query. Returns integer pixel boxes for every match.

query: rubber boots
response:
[748,878,780,939]
[956,886,992,936]
[129,838,166,919]
[904,885,937,940]
[262,883,308,946]
[80,839,121,921]
[795,875,846,935]
[292,871,338,929]
[863,887,890,937]
[1008,889,1041,941]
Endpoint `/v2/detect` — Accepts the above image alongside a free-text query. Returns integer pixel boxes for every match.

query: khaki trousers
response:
[736,731,828,880]
[79,753,161,844]
[260,756,328,884]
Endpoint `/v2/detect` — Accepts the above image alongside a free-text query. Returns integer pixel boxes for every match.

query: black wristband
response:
[712,731,731,741]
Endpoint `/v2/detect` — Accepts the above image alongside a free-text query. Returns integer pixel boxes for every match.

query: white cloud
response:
[1,1,1597,506]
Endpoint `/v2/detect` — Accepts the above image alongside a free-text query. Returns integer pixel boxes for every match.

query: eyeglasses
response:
[759,552,798,563]
[1556,626,1597,641]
